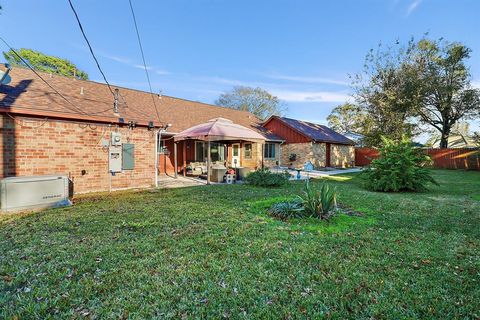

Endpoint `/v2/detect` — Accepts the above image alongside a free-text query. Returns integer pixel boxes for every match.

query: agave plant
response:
[297,180,337,219]
[267,199,304,220]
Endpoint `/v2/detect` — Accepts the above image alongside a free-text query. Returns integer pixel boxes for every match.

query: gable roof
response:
[0,67,282,141]
[265,116,355,145]
[431,134,478,148]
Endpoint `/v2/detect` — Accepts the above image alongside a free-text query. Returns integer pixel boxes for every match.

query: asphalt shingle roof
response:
[277,116,354,145]
[0,67,282,141]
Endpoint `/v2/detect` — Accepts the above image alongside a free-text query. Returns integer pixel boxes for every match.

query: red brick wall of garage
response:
[0,114,156,194]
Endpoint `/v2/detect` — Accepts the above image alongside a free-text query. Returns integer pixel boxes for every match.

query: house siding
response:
[263,118,310,143]
[330,144,355,168]
[241,141,262,168]
[0,114,155,194]
[281,142,313,168]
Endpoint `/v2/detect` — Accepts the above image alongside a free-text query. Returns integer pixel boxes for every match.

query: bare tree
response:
[215,86,286,120]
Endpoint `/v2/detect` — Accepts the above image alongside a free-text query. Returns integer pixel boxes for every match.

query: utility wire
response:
[128,0,161,124]
[67,0,115,98]
[1,38,148,121]
[0,36,92,116]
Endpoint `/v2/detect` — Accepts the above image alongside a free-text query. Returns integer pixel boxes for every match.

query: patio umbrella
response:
[173,117,266,142]
[174,118,266,184]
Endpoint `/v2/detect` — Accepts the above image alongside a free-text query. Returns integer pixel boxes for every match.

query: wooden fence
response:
[355,147,480,170]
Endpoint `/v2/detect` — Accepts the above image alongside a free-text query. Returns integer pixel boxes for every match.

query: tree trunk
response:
[439,131,449,148]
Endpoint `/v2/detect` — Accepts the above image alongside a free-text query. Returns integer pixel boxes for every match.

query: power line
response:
[127,0,161,124]
[0,38,155,122]
[67,0,115,98]
[0,36,92,116]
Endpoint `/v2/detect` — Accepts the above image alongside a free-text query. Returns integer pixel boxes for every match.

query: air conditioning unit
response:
[1,175,72,213]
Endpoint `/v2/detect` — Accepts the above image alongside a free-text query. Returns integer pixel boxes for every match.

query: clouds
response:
[83,46,351,105]
[94,50,171,76]
[270,90,350,103]
[263,73,349,86]
[406,0,422,16]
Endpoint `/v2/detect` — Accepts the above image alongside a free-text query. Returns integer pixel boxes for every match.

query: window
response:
[195,141,206,161]
[210,143,225,162]
[233,144,239,157]
[264,143,276,159]
[195,141,225,162]
[244,143,252,159]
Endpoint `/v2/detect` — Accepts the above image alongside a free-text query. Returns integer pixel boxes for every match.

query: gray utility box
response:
[0,175,72,213]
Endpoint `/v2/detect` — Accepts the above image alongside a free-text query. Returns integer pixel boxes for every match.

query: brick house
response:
[1,67,354,194]
[0,67,284,193]
[263,116,355,168]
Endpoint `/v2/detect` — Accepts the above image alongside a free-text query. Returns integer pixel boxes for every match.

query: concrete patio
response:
[157,167,362,188]
[157,175,208,189]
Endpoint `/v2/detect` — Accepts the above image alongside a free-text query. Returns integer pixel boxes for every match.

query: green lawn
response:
[1,170,479,319]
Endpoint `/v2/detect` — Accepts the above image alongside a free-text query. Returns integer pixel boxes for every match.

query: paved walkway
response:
[157,175,207,189]
[158,168,362,188]
[284,167,362,180]
[308,168,362,176]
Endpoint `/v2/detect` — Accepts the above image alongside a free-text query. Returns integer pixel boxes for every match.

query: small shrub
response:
[361,136,438,192]
[267,199,304,220]
[297,180,337,219]
[245,168,290,187]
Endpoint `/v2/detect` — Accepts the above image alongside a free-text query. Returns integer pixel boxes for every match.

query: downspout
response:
[279,140,285,168]
[261,143,264,169]
[155,128,159,187]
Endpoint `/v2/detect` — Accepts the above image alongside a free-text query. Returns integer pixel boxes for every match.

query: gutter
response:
[0,107,165,128]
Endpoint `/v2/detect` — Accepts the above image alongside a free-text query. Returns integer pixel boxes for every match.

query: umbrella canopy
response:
[174,118,266,142]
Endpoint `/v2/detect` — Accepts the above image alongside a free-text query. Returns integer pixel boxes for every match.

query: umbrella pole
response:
[207,141,211,185]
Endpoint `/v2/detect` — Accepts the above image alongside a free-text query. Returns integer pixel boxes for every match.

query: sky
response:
[0,0,479,135]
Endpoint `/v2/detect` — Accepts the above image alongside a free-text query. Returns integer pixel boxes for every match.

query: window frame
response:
[244,143,252,159]
[264,143,276,159]
[195,141,225,162]
[195,141,206,162]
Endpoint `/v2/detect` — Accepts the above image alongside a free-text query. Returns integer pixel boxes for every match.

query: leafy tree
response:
[215,86,285,120]
[327,102,372,134]
[361,136,438,192]
[353,40,420,147]
[411,39,480,148]
[3,48,89,80]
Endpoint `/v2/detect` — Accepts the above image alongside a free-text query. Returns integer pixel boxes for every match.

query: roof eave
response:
[0,107,164,128]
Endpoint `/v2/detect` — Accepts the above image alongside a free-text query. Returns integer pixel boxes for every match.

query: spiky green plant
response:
[267,199,304,220]
[297,180,337,219]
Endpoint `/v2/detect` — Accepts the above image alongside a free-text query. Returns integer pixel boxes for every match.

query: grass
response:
[1,169,479,319]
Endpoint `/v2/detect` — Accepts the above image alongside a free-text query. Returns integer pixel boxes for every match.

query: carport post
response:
[174,142,178,178]
[207,141,211,185]
[183,142,186,176]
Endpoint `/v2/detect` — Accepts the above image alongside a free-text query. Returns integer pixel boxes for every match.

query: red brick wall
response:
[0,114,156,193]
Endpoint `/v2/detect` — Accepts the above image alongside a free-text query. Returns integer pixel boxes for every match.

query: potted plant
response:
[288,153,297,167]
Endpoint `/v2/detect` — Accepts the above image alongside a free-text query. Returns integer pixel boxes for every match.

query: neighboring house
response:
[0,67,282,193]
[263,116,355,168]
[430,134,478,148]
[343,131,365,147]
